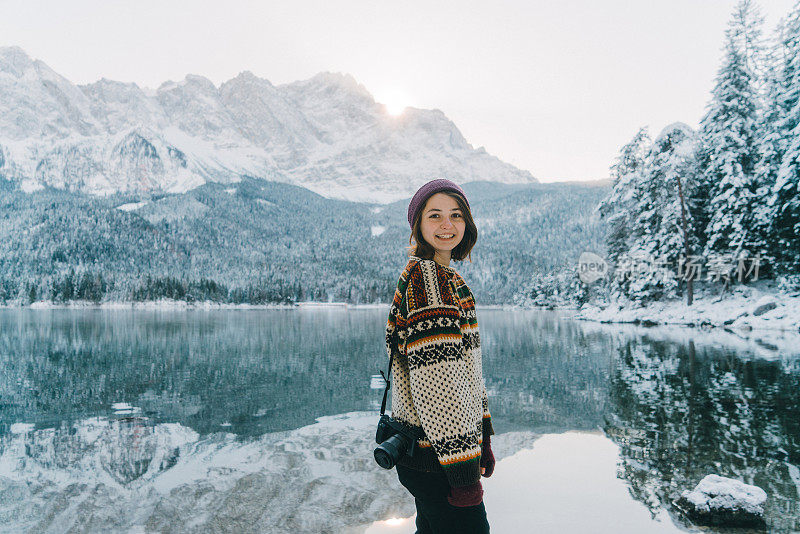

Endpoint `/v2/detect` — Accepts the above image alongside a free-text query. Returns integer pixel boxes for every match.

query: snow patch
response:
[19,179,43,193]
[116,201,148,211]
[9,423,35,434]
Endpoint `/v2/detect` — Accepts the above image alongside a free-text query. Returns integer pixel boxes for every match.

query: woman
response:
[384,179,495,534]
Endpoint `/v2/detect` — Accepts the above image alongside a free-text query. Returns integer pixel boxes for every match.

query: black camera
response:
[374,414,424,469]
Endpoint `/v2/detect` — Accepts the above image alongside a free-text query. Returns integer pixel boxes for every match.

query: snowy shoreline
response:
[572,282,800,334]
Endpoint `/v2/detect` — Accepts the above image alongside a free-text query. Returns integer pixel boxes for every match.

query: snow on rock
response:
[370,225,386,237]
[681,474,767,514]
[676,474,767,528]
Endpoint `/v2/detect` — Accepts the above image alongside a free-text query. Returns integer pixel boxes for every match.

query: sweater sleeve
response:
[404,259,481,488]
[482,384,494,438]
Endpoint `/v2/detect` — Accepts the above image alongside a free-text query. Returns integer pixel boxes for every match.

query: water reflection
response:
[0,308,385,437]
[0,308,798,532]
[601,332,800,533]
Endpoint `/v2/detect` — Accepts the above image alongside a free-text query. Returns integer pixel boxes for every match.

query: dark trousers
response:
[396,464,490,534]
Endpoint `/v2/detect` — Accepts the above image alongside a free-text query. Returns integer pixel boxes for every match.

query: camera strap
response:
[379,349,394,416]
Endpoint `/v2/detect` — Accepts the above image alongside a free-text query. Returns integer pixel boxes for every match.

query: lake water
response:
[1,308,798,533]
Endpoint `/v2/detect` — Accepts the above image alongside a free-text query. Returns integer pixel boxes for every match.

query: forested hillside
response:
[0,178,608,306]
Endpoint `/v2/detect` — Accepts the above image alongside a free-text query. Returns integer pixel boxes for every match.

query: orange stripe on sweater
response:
[440,450,481,465]
[406,333,461,350]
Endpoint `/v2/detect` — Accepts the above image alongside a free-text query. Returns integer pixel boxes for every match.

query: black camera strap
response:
[379,349,394,416]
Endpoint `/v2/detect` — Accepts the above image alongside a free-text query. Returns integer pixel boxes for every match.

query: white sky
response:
[1,0,796,182]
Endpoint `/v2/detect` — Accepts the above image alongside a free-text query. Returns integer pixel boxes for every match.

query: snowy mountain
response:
[0,46,536,203]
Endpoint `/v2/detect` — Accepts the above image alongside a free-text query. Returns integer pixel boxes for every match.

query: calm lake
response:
[1,307,798,533]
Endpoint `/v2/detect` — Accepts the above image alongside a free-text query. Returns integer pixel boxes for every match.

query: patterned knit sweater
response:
[384,255,494,488]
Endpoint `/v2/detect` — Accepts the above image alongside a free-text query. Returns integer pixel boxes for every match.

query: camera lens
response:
[374,433,410,469]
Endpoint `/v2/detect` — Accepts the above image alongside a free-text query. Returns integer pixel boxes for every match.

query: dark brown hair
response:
[406,191,477,263]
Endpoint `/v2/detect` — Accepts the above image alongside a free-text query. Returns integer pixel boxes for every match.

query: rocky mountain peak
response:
[0,46,537,202]
[0,46,35,78]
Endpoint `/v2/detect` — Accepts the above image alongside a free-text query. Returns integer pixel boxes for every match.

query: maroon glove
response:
[480,433,495,478]
[447,481,483,507]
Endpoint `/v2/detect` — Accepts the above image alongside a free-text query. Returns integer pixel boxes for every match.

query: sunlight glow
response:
[376,89,411,116]
[385,102,407,116]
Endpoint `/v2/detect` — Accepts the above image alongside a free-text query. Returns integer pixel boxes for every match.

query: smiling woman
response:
[380,179,493,534]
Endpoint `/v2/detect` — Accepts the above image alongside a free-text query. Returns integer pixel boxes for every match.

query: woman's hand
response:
[480,433,495,477]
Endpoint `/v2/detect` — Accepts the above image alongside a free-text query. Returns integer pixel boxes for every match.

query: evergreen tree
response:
[699,0,767,277]
[753,17,787,274]
[599,127,651,268]
[766,2,800,273]
[627,123,700,303]
[599,123,702,304]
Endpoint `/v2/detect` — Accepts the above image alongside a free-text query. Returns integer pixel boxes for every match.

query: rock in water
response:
[675,474,767,528]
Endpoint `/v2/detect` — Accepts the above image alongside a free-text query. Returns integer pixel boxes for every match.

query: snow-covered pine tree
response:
[699,0,767,280]
[626,123,699,303]
[599,126,650,268]
[766,2,800,274]
[752,16,787,275]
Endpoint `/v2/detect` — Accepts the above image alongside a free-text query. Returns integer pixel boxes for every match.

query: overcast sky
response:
[1,0,797,182]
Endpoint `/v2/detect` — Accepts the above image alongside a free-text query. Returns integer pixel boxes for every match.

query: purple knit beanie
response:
[407,179,470,229]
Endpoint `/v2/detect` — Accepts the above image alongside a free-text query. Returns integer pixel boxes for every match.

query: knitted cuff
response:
[447,481,484,507]
[442,456,481,488]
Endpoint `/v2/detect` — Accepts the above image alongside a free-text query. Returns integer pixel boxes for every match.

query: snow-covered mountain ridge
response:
[0,46,536,203]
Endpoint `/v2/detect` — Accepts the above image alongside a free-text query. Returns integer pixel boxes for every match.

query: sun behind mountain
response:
[376,90,409,116]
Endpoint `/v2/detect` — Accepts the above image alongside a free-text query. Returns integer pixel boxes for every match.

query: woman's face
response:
[419,192,466,257]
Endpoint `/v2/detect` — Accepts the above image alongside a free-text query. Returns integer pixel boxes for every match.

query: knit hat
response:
[407,179,470,229]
